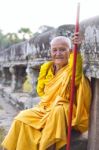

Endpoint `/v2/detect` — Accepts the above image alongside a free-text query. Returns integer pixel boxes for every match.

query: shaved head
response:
[50,36,71,49]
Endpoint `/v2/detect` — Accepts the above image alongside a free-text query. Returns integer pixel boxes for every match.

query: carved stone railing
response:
[0,41,33,66]
[0,24,75,67]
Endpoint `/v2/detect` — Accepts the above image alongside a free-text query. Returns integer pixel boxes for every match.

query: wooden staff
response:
[66,3,80,150]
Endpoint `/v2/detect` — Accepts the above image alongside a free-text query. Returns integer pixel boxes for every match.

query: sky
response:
[0,0,99,34]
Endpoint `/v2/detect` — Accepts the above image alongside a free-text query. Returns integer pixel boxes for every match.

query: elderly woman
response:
[2,34,91,150]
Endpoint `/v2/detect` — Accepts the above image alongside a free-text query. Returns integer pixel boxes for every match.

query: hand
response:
[71,32,83,50]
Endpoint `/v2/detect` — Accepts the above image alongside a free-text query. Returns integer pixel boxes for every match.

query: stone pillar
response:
[1,67,11,86]
[87,78,99,150]
[9,66,16,92]
[26,67,39,96]
[80,16,99,150]
[1,68,6,86]
[32,68,39,96]
[15,66,26,90]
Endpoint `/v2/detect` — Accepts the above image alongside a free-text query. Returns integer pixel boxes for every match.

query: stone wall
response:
[80,16,99,78]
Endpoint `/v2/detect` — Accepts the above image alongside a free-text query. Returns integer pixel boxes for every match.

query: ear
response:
[49,49,52,57]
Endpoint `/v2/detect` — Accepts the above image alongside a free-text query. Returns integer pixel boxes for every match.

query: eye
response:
[59,48,67,52]
[52,49,57,52]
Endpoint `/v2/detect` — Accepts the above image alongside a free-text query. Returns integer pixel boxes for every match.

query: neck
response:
[53,64,63,74]
[53,62,68,74]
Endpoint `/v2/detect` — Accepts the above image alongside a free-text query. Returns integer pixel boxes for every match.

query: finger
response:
[74,32,79,36]
[72,32,79,37]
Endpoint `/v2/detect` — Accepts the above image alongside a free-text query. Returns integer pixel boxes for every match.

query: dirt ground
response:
[0,95,19,149]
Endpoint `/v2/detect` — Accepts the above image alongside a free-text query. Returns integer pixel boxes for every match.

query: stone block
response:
[61,131,88,150]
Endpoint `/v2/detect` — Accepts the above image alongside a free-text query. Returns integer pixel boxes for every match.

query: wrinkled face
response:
[51,39,70,68]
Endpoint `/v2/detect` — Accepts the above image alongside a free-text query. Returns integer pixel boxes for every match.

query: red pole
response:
[66,3,80,150]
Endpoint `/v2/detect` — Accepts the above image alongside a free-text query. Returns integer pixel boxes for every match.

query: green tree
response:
[5,32,21,44]
[18,27,33,40]
[0,30,10,50]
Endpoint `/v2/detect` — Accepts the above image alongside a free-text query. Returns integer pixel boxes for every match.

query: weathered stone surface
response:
[1,85,40,109]
[60,131,88,150]
[80,16,99,78]
[0,95,19,149]
[87,78,99,150]
[56,24,74,37]
[0,95,18,131]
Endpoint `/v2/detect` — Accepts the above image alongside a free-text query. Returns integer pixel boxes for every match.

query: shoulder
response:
[40,61,53,71]
[38,61,53,78]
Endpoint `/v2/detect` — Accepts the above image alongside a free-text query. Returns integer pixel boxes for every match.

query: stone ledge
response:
[0,85,40,110]
[61,131,88,150]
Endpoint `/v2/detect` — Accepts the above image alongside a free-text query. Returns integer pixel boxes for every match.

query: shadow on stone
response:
[60,130,88,150]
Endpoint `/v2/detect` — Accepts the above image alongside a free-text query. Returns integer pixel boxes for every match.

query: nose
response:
[56,50,61,55]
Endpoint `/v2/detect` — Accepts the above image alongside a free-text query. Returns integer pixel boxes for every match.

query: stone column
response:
[9,66,16,92]
[32,68,39,96]
[87,78,99,150]
[1,67,6,86]
[1,67,12,87]
[26,67,39,96]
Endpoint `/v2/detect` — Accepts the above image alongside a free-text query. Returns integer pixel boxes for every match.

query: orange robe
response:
[2,53,91,150]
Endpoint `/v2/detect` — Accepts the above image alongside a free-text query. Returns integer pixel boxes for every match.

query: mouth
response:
[55,57,64,59]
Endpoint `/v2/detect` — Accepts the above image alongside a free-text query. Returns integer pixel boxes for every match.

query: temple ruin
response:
[0,16,99,150]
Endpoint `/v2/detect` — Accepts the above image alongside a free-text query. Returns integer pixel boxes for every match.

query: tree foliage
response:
[0,25,54,51]
[18,27,33,40]
[0,27,33,51]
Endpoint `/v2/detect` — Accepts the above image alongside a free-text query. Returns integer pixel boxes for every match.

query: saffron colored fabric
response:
[2,53,91,150]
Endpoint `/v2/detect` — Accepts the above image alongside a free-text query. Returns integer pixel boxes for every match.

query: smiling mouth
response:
[55,57,64,59]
